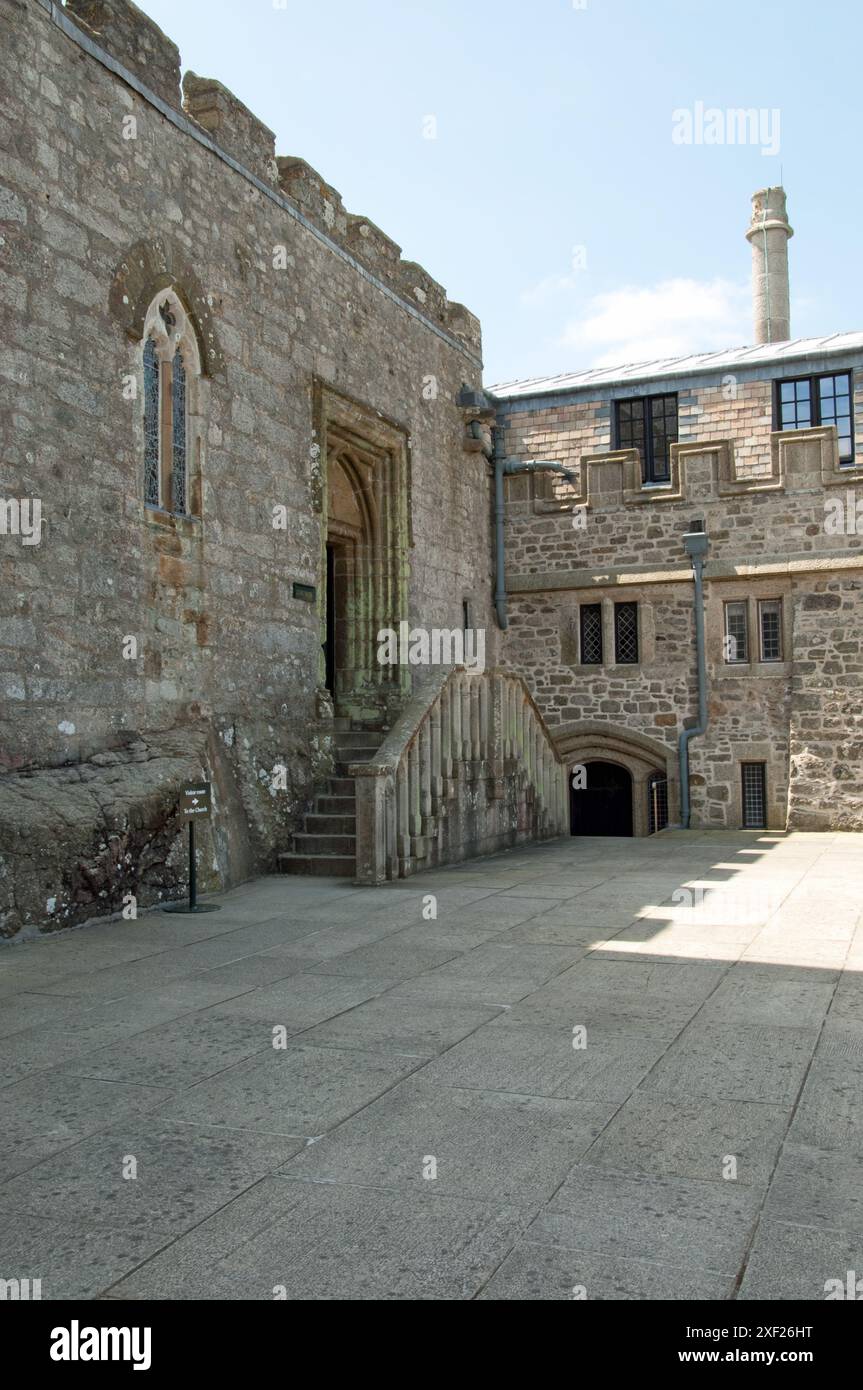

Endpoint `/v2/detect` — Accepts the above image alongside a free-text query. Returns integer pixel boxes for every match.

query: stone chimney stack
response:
[745,187,794,344]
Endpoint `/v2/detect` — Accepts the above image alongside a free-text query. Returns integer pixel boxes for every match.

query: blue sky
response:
[134,0,862,385]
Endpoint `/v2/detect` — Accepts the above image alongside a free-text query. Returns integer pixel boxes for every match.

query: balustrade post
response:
[430,696,443,812]
[461,677,472,762]
[396,760,410,869]
[353,768,389,885]
[470,679,481,763]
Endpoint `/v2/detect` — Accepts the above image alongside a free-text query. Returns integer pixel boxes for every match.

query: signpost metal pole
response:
[163,783,220,915]
[189,817,197,911]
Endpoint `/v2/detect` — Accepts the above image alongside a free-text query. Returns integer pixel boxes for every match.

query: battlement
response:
[59,0,481,357]
[65,0,180,110]
[183,73,278,187]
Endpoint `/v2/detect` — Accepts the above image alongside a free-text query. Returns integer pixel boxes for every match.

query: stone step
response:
[333,730,386,749]
[334,756,378,774]
[293,832,356,855]
[279,852,355,877]
[315,795,357,815]
[305,813,356,834]
[327,778,356,798]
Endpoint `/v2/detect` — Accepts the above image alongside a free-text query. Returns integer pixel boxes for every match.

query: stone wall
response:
[495,381,863,833]
[788,577,863,830]
[0,0,492,936]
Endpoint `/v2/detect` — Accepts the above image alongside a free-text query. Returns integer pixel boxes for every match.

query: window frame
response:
[579,603,603,666]
[741,762,767,830]
[723,600,749,665]
[774,370,854,465]
[141,289,201,519]
[613,600,639,665]
[758,598,783,663]
[615,392,678,484]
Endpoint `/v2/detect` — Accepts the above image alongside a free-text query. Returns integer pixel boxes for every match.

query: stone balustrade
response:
[352,667,569,884]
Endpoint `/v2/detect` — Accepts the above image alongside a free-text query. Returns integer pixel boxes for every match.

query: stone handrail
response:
[351,666,569,884]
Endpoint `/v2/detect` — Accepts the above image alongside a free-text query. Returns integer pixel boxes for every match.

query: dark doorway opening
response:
[571,760,634,836]
[324,542,336,695]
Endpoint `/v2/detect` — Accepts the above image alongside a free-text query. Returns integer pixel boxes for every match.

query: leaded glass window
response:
[759,599,783,662]
[143,337,160,507]
[580,604,603,665]
[614,602,639,664]
[141,290,200,517]
[171,349,187,515]
[724,600,748,663]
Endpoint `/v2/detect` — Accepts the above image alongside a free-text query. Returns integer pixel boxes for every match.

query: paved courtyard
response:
[1,830,861,1301]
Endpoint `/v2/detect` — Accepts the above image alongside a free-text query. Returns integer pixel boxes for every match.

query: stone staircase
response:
[278,725,385,877]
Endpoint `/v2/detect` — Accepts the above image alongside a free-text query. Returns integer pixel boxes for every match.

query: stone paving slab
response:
[157,1043,422,1136]
[1,829,862,1300]
[421,1017,678,1103]
[641,1020,820,1104]
[536,1166,762,1275]
[582,1093,790,1187]
[478,1242,734,1300]
[737,1218,863,1301]
[105,1179,536,1301]
[283,1078,616,1204]
[0,1122,302,1233]
[297,996,502,1057]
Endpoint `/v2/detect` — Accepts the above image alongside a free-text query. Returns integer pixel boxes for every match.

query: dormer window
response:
[776,371,854,464]
[615,393,678,483]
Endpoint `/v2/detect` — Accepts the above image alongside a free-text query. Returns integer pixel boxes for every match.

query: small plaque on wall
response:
[292,582,316,603]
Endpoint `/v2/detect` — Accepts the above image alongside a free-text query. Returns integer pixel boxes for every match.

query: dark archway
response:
[571,760,633,836]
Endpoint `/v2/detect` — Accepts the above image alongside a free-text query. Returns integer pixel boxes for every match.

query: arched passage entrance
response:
[553,721,678,837]
[570,760,633,836]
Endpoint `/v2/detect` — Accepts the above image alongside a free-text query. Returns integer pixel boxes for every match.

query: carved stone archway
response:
[315,384,411,726]
[553,721,677,837]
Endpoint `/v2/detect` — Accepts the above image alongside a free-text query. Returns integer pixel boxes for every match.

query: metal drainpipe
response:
[482,425,576,631]
[678,525,710,829]
[493,428,509,630]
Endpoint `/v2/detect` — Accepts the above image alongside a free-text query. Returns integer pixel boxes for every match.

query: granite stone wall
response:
[0,0,493,935]
[496,391,863,833]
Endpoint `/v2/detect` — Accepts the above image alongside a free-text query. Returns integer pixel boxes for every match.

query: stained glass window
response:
[143,337,160,507]
[171,349,187,515]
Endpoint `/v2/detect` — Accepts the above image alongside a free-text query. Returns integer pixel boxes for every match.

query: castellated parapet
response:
[64,0,481,357]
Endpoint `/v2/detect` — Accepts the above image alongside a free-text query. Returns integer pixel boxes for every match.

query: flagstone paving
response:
[1,829,861,1301]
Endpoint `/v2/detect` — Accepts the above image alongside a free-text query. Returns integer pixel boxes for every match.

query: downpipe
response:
[677,526,710,829]
[485,425,576,631]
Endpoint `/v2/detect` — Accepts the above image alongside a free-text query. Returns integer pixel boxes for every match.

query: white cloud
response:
[560,277,751,367]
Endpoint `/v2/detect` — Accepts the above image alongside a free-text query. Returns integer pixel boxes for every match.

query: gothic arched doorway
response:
[318,388,411,726]
[570,760,633,836]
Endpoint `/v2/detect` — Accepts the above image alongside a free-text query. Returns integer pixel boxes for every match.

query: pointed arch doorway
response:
[317,385,411,727]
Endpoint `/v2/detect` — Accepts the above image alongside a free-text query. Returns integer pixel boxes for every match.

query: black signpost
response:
[163,783,221,914]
